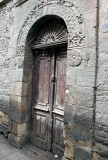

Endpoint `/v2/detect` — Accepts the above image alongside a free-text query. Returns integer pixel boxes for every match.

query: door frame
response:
[30,44,67,156]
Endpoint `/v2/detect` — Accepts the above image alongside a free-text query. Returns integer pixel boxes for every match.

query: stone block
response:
[67,67,77,86]
[0,111,5,119]
[17,123,27,137]
[22,83,29,96]
[103,127,108,133]
[8,133,28,148]
[8,133,21,148]
[0,96,10,114]
[62,157,68,160]
[75,146,92,160]
[2,118,8,125]
[95,125,103,131]
[96,143,108,157]
[68,86,94,108]
[77,67,95,87]
[9,95,21,111]
[95,130,108,138]
[77,0,97,12]
[12,69,23,82]
[9,95,29,122]
[95,113,108,126]
[64,139,74,160]
[70,124,92,143]
[95,136,104,143]
[23,58,33,70]
[64,104,74,124]
[12,121,18,135]
[9,105,22,123]
[23,69,32,82]
[99,158,108,160]
[13,82,22,96]
[98,38,108,54]
[85,27,96,48]
[84,9,96,29]
[74,107,93,129]
[0,111,9,135]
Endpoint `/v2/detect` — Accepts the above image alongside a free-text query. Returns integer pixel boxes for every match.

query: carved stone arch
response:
[31,19,68,49]
[16,1,85,71]
[17,0,85,48]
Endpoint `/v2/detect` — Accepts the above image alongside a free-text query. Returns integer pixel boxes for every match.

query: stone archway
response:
[9,1,86,159]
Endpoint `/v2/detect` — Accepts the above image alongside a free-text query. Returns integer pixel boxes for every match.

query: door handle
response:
[51,77,55,83]
[50,75,56,83]
[51,74,55,83]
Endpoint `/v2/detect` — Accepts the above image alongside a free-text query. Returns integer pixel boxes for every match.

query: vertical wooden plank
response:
[38,56,51,104]
[52,48,67,157]
[41,116,46,139]
[54,118,60,145]
[36,114,41,137]
[60,121,64,148]
[54,50,67,107]
[31,49,55,152]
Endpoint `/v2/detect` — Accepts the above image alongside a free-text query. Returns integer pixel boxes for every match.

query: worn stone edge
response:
[15,0,28,7]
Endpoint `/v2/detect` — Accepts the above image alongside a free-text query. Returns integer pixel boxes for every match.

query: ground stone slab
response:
[0,135,60,160]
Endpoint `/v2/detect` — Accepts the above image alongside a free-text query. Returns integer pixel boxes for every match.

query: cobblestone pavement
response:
[0,135,61,160]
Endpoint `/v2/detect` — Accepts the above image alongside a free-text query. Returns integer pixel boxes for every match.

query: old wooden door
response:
[30,47,67,157]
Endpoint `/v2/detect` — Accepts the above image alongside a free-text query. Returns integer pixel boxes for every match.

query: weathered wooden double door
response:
[31,47,67,157]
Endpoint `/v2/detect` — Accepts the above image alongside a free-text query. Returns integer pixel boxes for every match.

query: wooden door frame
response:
[30,44,67,153]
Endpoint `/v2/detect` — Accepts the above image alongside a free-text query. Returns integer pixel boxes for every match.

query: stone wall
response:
[0,0,15,135]
[0,0,108,159]
[95,0,108,159]
[63,0,97,159]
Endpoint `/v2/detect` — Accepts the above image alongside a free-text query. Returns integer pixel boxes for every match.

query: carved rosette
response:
[68,50,82,66]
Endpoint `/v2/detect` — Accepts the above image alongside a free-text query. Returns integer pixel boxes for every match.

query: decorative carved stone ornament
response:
[17,0,85,58]
[69,32,85,48]
[68,50,82,66]
[76,14,84,24]
[31,21,68,49]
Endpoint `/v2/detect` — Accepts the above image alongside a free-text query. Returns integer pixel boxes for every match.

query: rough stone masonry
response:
[0,0,108,160]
